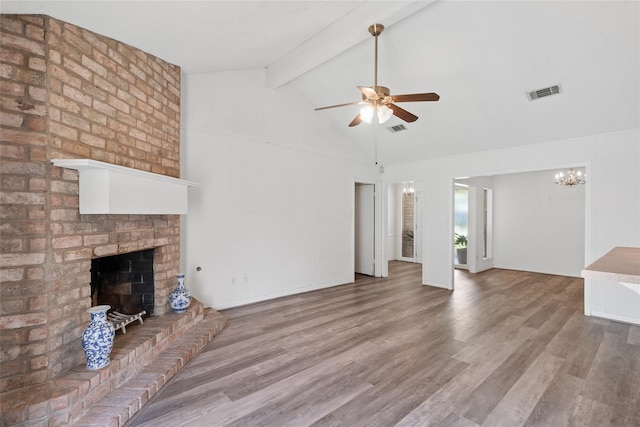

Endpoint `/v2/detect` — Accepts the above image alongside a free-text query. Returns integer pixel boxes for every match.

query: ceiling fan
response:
[315,23,440,127]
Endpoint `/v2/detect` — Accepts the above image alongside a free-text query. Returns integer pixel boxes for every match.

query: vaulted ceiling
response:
[3,1,639,166]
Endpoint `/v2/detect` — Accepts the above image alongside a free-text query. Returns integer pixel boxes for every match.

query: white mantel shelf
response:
[51,159,199,215]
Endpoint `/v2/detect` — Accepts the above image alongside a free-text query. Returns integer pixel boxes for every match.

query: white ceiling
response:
[3,1,639,166]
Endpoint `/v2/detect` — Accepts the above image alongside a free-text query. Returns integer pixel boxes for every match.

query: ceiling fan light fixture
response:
[359,105,374,123]
[314,23,439,127]
[377,104,393,123]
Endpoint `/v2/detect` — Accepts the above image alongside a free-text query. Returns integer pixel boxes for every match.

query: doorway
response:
[451,169,585,289]
[453,181,469,269]
[400,184,420,262]
[386,182,423,278]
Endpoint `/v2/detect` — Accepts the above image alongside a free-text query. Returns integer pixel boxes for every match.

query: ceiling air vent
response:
[527,84,561,101]
[388,124,407,133]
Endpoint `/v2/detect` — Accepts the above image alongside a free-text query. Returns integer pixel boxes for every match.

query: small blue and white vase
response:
[169,274,191,314]
[81,305,115,370]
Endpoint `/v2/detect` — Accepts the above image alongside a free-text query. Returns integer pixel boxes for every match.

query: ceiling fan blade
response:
[315,101,362,111]
[388,103,418,123]
[391,93,440,103]
[348,114,363,127]
[358,86,379,100]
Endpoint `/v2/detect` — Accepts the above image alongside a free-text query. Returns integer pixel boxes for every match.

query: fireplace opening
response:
[91,248,155,316]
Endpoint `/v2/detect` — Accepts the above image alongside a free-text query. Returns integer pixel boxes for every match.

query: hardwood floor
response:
[126,262,640,427]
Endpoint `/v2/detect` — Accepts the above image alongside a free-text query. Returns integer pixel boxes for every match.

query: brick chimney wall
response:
[0,15,182,394]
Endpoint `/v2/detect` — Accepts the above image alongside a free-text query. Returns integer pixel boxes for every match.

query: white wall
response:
[180,66,639,315]
[590,279,640,325]
[493,170,585,277]
[383,128,640,291]
[181,69,379,309]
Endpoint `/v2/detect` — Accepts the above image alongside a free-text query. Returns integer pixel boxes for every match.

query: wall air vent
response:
[527,84,561,101]
[388,124,407,133]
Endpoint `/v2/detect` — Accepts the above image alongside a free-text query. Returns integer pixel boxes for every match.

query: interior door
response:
[355,184,375,276]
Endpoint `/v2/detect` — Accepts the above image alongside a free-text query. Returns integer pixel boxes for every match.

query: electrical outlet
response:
[243,273,248,284]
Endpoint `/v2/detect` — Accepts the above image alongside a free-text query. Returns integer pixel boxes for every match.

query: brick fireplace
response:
[0,14,195,424]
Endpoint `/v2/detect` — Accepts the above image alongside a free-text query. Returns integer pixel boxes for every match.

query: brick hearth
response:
[0,14,217,426]
[2,300,227,426]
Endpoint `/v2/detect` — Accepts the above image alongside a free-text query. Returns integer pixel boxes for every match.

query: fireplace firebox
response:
[91,249,155,316]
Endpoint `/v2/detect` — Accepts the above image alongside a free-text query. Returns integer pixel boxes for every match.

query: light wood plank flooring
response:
[126,262,640,426]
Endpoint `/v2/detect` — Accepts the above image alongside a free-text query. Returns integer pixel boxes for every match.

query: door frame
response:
[414,190,423,264]
[352,178,384,281]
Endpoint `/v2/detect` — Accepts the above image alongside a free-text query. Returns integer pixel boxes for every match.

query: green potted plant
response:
[402,230,414,258]
[454,233,468,264]
[404,230,414,243]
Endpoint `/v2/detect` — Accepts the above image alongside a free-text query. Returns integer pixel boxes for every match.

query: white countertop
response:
[581,247,640,284]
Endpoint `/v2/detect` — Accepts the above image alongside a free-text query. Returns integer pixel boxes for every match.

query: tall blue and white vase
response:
[169,274,191,313]
[81,305,115,370]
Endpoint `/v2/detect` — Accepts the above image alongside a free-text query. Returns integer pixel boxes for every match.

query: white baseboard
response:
[212,277,354,310]
[590,311,640,326]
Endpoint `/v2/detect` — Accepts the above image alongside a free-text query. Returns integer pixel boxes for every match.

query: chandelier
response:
[403,181,415,197]
[554,168,586,187]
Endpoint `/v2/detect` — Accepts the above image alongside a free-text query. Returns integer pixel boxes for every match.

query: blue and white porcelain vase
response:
[169,274,191,313]
[81,305,115,370]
